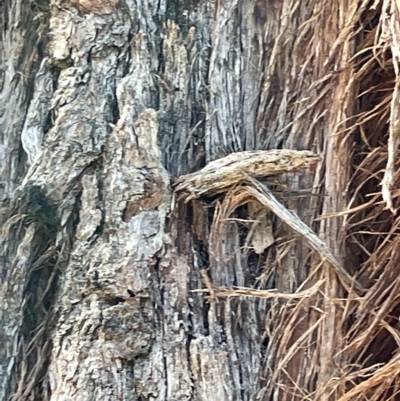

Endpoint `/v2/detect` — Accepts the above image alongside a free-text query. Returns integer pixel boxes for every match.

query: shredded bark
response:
[174,149,320,201]
[4,0,400,399]
[175,151,361,293]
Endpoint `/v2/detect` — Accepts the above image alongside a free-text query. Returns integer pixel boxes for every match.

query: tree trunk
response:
[1,0,400,400]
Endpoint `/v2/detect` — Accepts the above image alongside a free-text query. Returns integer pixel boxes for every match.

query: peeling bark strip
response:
[175,150,360,293]
[196,270,324,300]
[245,180,362,293]
[381,0,400,213]
[174,149,320,201]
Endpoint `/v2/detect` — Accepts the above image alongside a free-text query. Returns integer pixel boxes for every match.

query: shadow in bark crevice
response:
[4,182,82,400]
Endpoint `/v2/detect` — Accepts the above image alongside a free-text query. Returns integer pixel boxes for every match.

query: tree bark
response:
[1,1,400,400]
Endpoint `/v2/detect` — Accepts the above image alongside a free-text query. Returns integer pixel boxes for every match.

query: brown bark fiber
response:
[1,1,400,400]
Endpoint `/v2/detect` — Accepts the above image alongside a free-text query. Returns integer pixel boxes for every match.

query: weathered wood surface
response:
[174,149,319,200]
[0,0,381,401]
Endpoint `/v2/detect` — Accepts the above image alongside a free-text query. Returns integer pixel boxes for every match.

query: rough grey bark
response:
[0,1,370,401]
